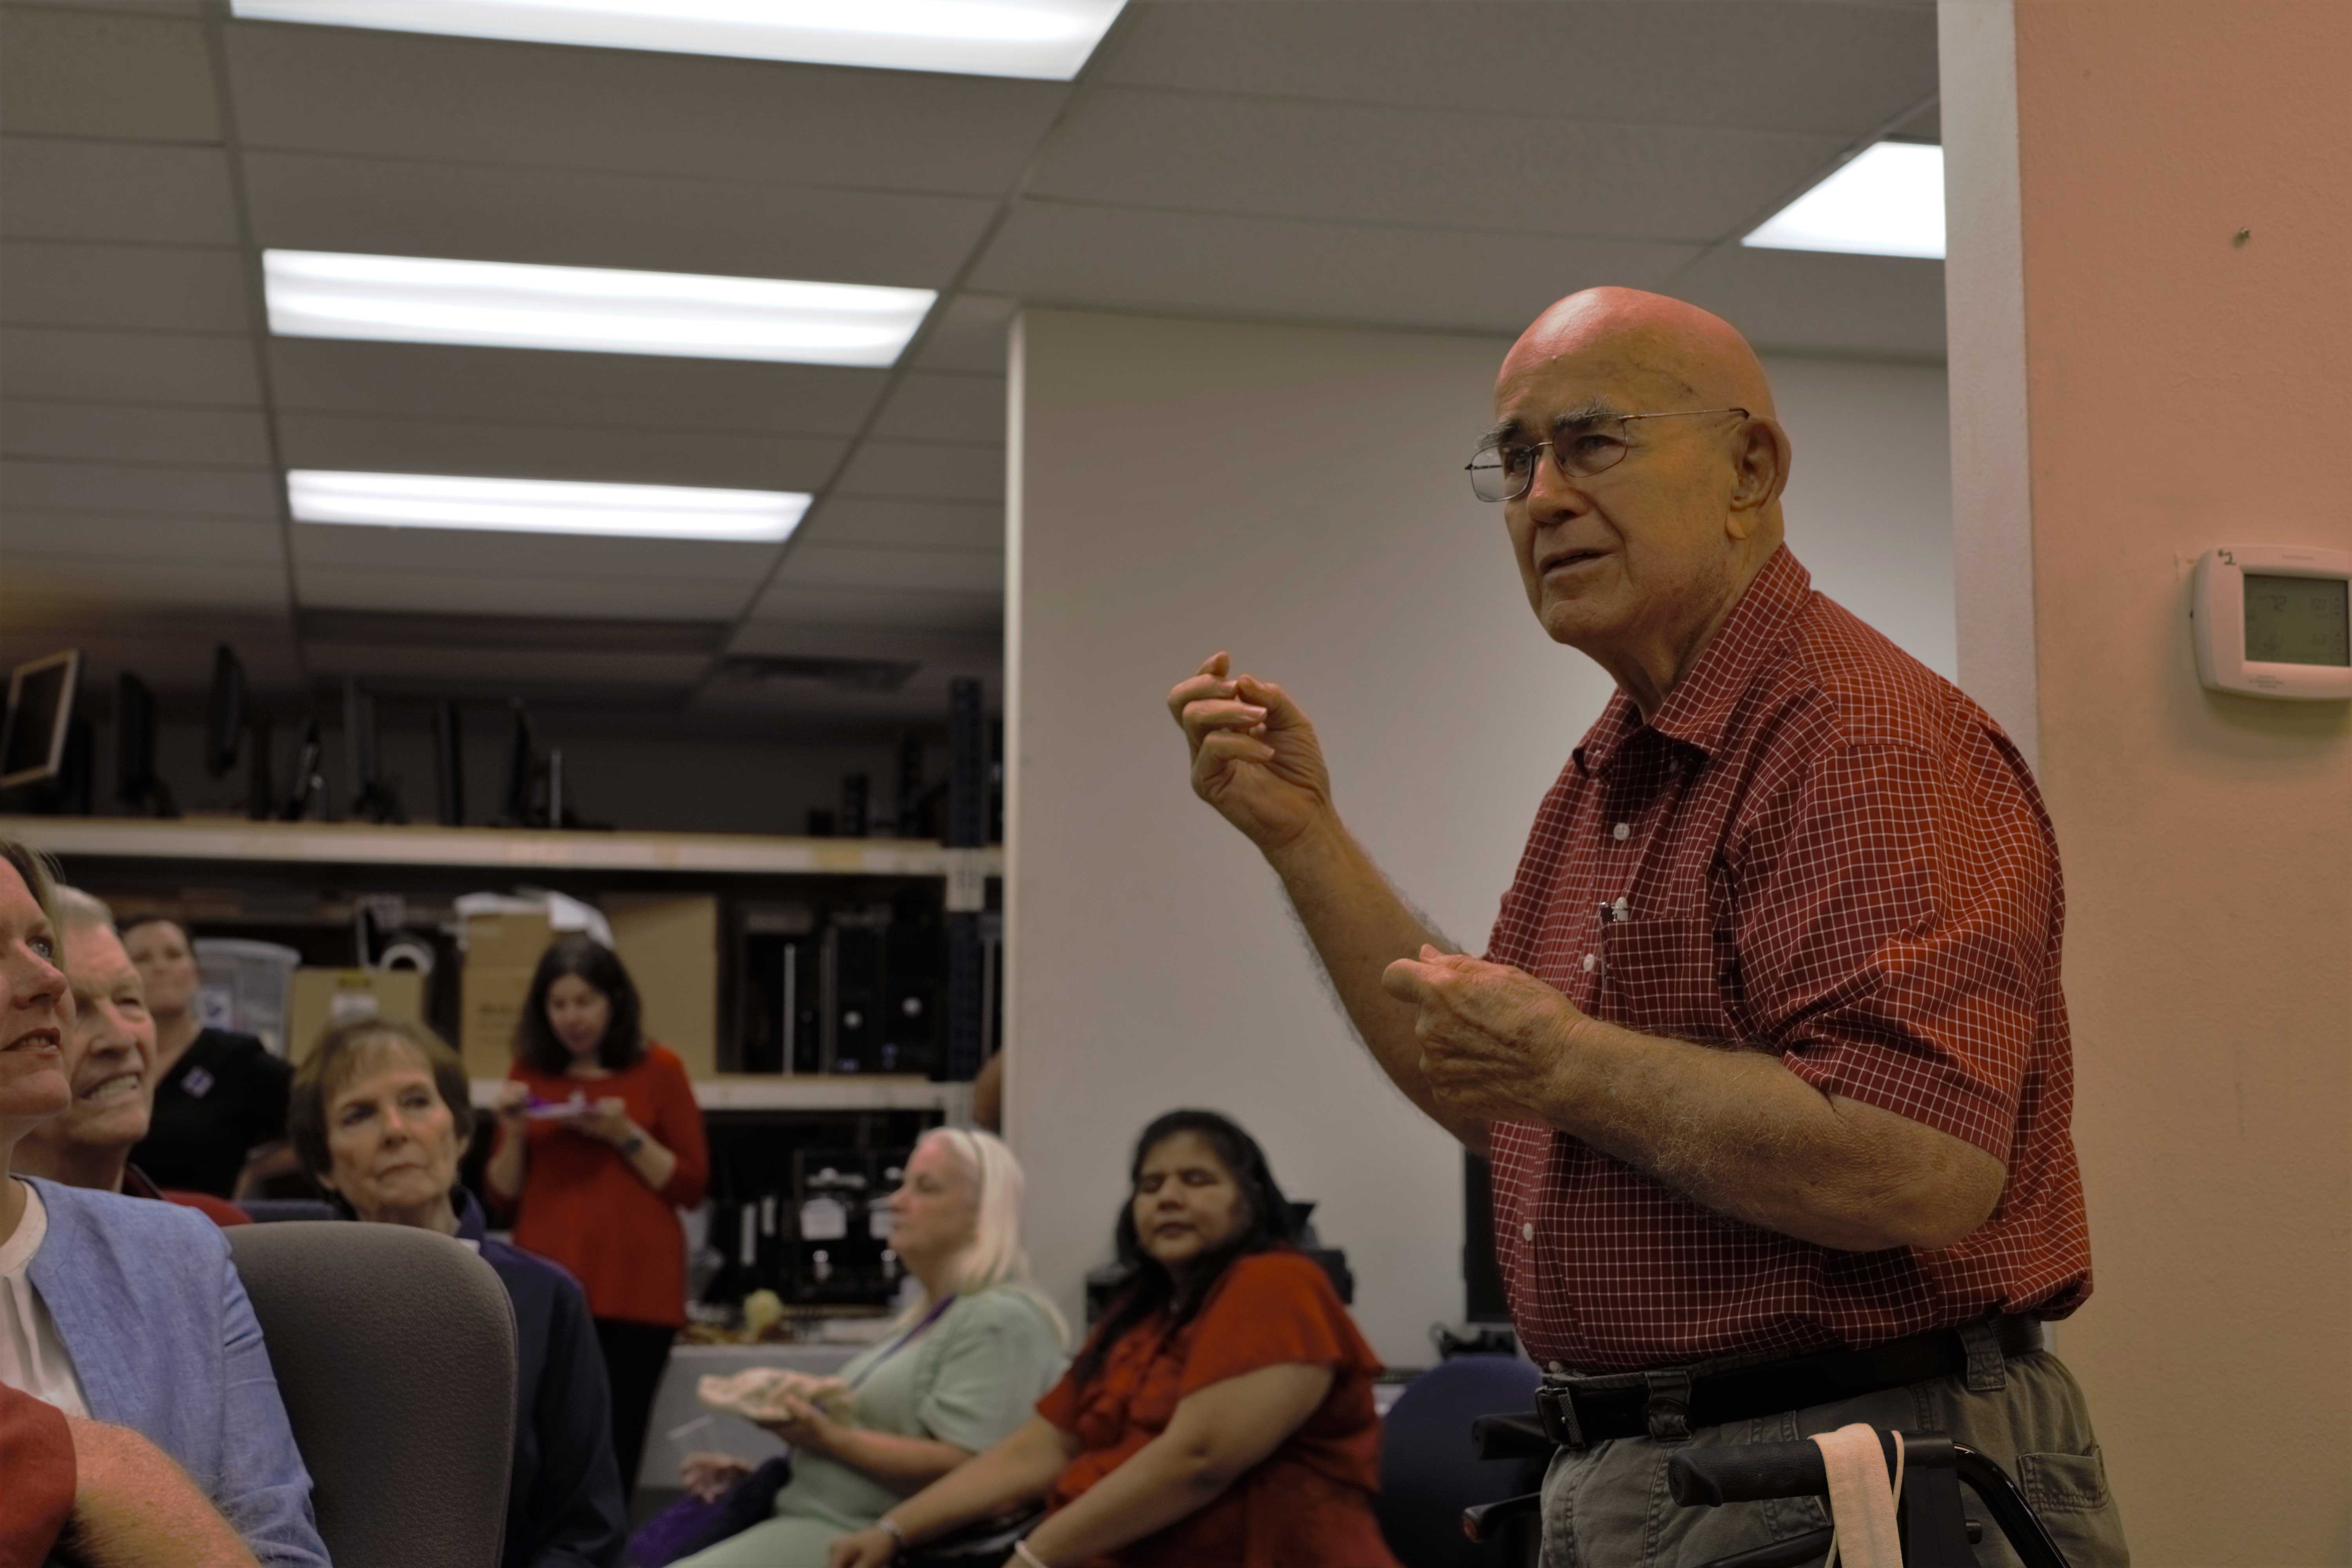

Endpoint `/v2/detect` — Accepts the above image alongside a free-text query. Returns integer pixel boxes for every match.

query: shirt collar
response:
[1573,545,1811,774]
[453,1185,490,1244]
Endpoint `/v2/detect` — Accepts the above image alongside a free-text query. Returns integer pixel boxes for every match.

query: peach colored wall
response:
[1975,3,2351,1559]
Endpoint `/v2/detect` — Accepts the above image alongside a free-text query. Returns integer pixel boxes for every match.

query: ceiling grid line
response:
[194,0,307,680]
[702,3,1151,677]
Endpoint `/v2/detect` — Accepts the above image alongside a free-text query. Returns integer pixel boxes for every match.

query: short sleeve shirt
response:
[131,1029,291,1198]
[1485,547,2091,1373]
[0,1382,73,1566]
[1035,1252,1401,1568]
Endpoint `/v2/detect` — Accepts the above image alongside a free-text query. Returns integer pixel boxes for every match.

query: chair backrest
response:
[1376,1354,1545,1568]
[228,1221,517,1568]
[236,1199,341,1223]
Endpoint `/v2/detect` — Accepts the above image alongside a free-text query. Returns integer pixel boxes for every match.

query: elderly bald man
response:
[1170,289,2125,1564]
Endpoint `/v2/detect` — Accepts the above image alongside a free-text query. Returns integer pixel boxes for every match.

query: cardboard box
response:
[287,968,427,1064]
[460,966,537,1079]
[606,893,719,1079]
[459,910,553,1079]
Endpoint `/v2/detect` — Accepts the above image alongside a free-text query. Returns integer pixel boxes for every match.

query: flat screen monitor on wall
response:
[1,650,82,789]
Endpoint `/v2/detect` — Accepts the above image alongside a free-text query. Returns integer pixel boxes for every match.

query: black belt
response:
[1534,1316,2045,1449]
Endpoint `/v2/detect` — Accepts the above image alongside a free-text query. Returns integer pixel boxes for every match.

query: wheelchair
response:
[1463,1417,2076,1568]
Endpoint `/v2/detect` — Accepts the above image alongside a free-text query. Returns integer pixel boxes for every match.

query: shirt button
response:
[1521,1221,1536,1241]
[1582,953,1597,973]
[1612,822,1630,840]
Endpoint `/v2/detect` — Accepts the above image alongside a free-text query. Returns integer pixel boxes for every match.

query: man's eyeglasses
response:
[1465,407,1749,503]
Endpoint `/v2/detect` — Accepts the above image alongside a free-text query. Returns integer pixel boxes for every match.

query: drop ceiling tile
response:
[1031,90,1847,243]
[796,497,1000,552]
[241,152,995,289]
[743,582,1001,633]
[833,439,1002,503]
[289,521,778,585]
[1,458,276,516]
[1095,1,1937,136]
[870,374,1005,444]
[0,401,273,466]
[910,293,1015,375]
[266,339,887,436]
[0,508,282,564]
[0,242,252,333]
[0,6,218,141]
[1667,245,1945,359]
[0,326,261,405]
[274,414,846,492]
[970,201,1701,335]
[225,21,1068,195]
[775,543,1002,595]
[0,138,238,243]
[294,563,755,621]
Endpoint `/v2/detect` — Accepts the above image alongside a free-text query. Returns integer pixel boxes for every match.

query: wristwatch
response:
[618,1131,646,1156]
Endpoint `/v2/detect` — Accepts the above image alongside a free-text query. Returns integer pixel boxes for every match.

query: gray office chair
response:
[228,1221,518,1568]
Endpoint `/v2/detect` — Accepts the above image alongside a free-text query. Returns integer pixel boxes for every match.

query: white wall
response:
[1004,308,1955,1366]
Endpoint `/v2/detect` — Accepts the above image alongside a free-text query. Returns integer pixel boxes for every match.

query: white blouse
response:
[0,1180,89,1417]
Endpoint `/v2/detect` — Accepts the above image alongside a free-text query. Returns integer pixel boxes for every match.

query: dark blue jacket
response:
[457,1190,629,1568]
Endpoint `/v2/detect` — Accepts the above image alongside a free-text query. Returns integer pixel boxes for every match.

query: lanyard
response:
[847,1293,956,1391]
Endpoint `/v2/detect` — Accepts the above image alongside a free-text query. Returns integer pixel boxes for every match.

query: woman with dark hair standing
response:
[487,934,710,1500]
[827,1110,1401,1568]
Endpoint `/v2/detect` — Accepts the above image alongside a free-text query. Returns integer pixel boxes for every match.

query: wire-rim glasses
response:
[1465,407,1750,502]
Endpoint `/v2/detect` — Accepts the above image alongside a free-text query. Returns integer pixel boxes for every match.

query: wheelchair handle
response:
[1666,1431,1896,1506]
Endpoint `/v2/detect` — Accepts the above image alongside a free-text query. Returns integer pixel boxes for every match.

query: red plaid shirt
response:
[1485,547,2089,1373]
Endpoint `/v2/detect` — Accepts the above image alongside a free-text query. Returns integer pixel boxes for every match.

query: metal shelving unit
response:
[0,817,1001,881]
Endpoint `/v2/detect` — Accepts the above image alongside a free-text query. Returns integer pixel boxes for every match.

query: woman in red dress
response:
[828,1109,1402,1568]
[485,933,709,1502]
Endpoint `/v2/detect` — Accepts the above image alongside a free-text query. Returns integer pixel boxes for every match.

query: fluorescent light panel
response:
[263,250,935,367]
[1744,142,1945,260]
[229,0,1125,80]
[288,471,811,543]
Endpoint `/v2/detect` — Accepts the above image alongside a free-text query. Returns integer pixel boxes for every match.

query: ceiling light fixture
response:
[287,471,811,543]
[230,0,1126,81]
[1743,142,1945,260]
[262,250,936,367]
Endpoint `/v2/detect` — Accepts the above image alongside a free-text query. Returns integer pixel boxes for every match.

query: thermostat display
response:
[2191,545,2352,700]
[2242,574,2349,667]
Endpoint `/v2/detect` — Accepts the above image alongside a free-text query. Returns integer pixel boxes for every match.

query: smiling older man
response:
[1169,289,2125,1565]
[15,889,246,1229]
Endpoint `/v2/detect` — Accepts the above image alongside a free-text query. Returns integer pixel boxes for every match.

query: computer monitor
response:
[203,645,246,778]
[1,650,82,790]
[501,701,538,826]
[343,679,403,824]
[432,701,465,828]
[114,671,177,817]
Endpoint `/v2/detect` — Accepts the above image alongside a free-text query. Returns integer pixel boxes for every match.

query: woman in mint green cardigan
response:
[675,1129,1067,1568]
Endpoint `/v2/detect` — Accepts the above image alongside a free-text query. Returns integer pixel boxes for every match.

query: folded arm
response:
[1016,1363,1335,1566]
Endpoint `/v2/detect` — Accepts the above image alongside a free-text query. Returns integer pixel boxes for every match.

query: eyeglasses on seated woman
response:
[288,1016,631,1568]
[661,1127,1069,1568]
[827,1109,1403,1568]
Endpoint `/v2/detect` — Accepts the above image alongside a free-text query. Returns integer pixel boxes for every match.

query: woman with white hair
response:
[671,1127,1067,1568]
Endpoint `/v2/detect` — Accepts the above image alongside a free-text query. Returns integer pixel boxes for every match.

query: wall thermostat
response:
[2190,545,2352,700]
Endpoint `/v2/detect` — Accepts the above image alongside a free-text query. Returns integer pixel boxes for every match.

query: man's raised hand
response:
[1380,946,1592,1130]
[1166,652,1334,855]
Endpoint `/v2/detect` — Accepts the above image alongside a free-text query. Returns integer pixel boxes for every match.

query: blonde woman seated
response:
[674,1128,1068,1568]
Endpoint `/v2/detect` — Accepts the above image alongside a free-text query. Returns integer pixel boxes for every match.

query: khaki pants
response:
[1538,1348,2129,1568]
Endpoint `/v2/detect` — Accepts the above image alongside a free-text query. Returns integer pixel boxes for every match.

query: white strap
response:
[1811,1423,1905,1568]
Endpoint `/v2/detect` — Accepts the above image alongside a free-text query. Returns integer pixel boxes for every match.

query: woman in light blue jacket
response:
[0,835,328,1568]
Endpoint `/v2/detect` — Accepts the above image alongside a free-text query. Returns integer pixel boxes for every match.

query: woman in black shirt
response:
[121,916,292,1199]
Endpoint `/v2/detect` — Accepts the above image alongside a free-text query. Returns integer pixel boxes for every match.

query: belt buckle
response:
[1534,1385,1587,1451]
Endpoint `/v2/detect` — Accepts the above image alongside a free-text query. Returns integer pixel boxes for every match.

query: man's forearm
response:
[1543,1020,2004,1251]
[64,1417,260,1568]
[1265,816,1483,1151]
